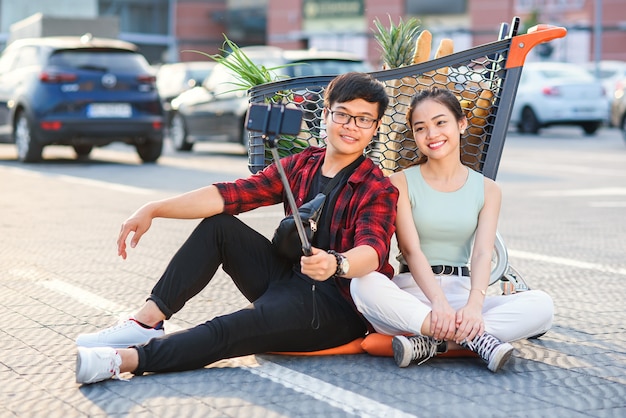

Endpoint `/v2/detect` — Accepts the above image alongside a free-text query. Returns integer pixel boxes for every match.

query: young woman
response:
[350,87,554,372]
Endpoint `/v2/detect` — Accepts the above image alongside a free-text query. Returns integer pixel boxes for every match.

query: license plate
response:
[87,103,132,118]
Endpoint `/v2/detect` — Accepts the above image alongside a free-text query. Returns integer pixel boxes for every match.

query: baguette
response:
[433,38,454,88]
[412,30,432,64]
[434,38,454,59]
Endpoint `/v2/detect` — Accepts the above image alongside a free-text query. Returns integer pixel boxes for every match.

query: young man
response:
[75,72,399,384]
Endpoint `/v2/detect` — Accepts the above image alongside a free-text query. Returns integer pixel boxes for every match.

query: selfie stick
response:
[255,103,313,256]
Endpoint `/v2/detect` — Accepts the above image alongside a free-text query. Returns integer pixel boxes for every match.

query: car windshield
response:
[187,67,213,80]
[287,59,371,77]
[48,49,151,72]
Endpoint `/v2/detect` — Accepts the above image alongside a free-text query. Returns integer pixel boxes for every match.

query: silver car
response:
[510,61,609,135]
[168,47,372,152]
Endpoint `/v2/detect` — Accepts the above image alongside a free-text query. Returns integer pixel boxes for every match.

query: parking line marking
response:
[530,187,626,197]
[1,166,155,195]
[40,278,130,317]
[249,357,417,418]
[504,161,626,178]
[509,250,626,276]
[40,277,416,418]
[55,174,156,195]
[588,201,626,207]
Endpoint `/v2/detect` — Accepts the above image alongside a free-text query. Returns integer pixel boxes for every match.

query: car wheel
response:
[14,112,43,163]
[621,116,626,143]
[73,144,93,159]
[136,139,163,163]
[518,107,540,134]
[170,113,193,151]
[581,122,601,136]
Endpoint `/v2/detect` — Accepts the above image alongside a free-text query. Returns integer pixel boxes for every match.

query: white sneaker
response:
[76,319,164,349]
[76,346,124,384]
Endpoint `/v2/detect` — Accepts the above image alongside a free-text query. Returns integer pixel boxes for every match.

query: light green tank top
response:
[404,165,484,266]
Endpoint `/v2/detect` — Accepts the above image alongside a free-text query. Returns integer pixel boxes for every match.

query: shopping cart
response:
[246,17,567,294]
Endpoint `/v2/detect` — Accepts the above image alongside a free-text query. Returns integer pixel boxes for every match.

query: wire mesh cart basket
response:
[246,18,567,293]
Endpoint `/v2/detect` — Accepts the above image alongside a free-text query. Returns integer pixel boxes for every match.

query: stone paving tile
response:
[2,139,626,417]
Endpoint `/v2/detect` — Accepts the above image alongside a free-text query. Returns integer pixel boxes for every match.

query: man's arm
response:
[117,185,224,259]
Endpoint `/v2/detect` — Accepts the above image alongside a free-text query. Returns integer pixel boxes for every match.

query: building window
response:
[405,0,466,15]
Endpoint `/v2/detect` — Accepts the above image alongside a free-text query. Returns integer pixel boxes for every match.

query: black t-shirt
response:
[305,156,365,251]
[307,171,333,251]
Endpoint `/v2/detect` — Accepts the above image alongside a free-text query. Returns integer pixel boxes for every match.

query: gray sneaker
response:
[392,335,447,368]
[461,332,514,372]
[76,319,164,349]
[76,346,125,384]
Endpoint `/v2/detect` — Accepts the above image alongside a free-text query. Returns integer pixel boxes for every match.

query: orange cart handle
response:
[505,24,568,69]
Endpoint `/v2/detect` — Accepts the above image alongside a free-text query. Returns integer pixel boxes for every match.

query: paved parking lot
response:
[1,129,625,417]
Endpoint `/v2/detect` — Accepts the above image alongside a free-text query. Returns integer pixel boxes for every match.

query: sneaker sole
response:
[75,331,164,349]
[392,336,412,368]
[76,339,134,349]
[488,344,514,372]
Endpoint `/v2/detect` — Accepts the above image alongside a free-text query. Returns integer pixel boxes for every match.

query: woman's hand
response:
[300,247,336,281]
[429,299,457,341]
[117,205,154,259]
[454,303,484,344]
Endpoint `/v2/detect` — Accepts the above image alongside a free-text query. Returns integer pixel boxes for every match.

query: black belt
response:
[431,265,470,276]
[398,263,469,276]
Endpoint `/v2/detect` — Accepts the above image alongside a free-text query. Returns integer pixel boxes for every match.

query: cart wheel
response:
[490,232,508,286]
[519,107,540,134]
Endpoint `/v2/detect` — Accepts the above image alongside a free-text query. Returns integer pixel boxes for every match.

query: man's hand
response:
[117,206,153,259]
[300,247,336,281]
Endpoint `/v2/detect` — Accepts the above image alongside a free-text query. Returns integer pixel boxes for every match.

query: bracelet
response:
[470,288,486,296]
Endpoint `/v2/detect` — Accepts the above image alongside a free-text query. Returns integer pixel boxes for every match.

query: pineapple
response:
[373,16,422,69]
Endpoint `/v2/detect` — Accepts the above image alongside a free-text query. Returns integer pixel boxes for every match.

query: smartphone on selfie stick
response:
[245,103,312,256]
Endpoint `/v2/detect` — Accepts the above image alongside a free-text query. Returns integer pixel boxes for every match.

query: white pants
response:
[350,272,554,342]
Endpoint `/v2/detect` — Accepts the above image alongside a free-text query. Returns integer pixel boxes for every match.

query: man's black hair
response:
[324,72,389,119]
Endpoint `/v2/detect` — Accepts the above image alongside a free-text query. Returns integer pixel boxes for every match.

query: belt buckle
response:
[433,265,455,276]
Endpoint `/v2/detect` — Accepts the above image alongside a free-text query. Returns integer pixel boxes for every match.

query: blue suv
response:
[0,35,164,163]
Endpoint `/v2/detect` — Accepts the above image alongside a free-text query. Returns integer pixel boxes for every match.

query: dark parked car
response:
[0,35,164,163]
[168,46,372,152]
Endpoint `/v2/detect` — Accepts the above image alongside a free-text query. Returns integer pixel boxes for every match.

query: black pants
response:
[134,214,366,374]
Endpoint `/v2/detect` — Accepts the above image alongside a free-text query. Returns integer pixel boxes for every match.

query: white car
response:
[510,61,609,135]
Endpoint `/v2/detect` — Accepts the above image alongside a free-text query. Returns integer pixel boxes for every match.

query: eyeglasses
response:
[327,109,378,129]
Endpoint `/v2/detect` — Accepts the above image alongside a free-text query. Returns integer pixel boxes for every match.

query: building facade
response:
[0,0,624,65]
